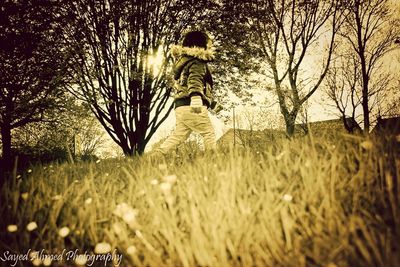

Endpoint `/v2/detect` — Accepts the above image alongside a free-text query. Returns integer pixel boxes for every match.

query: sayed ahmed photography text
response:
[0,248,123,266]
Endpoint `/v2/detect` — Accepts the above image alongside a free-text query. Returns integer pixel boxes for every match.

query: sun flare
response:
[148,47,164,75]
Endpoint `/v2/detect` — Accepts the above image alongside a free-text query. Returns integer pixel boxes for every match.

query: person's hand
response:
[213,103,223,113]
[190,95,202,113]
[210,101,223,114]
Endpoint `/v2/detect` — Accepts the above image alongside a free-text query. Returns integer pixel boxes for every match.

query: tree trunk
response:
[359,48,370,133]
[361,75,370,133]
[122,144,133,157]
[355,0,370,134]
[136,143,145,155]
[284,113,297,138]
[342,115,352,133]
[1,121,13,175]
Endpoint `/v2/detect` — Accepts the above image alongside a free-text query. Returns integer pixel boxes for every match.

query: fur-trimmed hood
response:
[172,45,215,80]
[170,45,215,62]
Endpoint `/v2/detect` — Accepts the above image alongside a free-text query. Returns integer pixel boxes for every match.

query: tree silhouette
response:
[216,0,343,136]
[325,53,362,133]
[63,0,213,155]
[334,0,400,133]
[254,0,343,136]
[0,0,69,174]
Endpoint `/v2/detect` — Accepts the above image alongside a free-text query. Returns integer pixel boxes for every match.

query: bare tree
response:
[0,0,68,173]
[245,0,342,136]
[325,52,363,132]
[63,0,212,155]
[60,101,107,159]
[338,0,400,132]
[234,107,262,148]
[75,118,106,159]
[297,99,310,134]
[384,73,400,117]
[233,103,282,148]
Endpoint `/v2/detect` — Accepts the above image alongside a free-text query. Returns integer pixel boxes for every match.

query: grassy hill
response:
[0,134,399,267]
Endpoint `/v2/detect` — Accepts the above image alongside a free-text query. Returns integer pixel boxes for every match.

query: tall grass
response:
[0,134,399,267]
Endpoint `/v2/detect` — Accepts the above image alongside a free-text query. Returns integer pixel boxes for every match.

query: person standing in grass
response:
[155,30,222,155]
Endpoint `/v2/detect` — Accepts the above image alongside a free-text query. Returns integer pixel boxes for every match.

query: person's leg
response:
[184,106,216,151]
[158,107,192,154]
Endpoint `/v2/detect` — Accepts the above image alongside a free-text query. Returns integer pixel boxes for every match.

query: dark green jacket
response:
[171,45,215,108]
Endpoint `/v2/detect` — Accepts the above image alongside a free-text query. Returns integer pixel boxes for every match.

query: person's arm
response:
[187,60,206,98]
[187,61,207,113]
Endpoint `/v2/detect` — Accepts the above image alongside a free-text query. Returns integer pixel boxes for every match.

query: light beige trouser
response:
[158,106,216,154]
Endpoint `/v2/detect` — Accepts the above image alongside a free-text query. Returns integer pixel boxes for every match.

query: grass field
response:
[0,133,399,267]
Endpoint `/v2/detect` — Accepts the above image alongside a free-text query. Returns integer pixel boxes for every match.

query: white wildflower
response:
[74,254,87,266]
[21,192,29,200]
[26,221,38,232]
[27,169,32,173]
[113,203,139,228]
[282,194,293,202]
[275,151,286,160]
[52,195,62,201]
[42,256,52,266]
[160,182,172,194]
[31,258,42,266]
[150,179,159,185]
[58,226,70,237]
[85,198,93,205]
[126,245,137,256]
[113,202,137,217]
[94,242,111,254]
[122,211,137,225]
[7,224,18,233]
